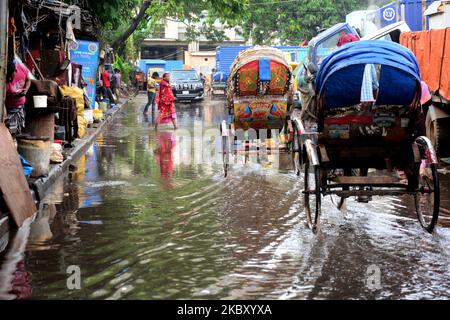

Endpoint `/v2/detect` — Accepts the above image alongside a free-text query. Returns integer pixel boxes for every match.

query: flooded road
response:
[1,94,449,299]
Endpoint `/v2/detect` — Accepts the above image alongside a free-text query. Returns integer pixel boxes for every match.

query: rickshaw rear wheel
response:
[414,138,440,233]
[304,162,321,233]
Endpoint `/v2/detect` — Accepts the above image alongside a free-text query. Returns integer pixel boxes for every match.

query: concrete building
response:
[140,17,247,63]
[184,51,216,75]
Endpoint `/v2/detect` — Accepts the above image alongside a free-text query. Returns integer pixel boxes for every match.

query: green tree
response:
[70,0,247,53]
[238,0,391,45]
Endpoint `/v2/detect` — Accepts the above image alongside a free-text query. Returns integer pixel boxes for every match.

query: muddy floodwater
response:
[1,94,449,300]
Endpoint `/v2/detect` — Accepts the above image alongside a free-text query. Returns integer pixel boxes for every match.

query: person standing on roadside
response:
[101,65,115,107]
[5,60,32,135]
[112,68,122,103]
[144,71,159,117]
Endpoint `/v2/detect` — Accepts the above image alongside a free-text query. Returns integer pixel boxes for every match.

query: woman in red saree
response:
[156,73,177,130]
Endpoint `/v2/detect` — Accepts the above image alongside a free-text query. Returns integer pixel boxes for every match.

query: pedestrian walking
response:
[155,73,177,131]
[144,71,159,117]
[5,60,31,135]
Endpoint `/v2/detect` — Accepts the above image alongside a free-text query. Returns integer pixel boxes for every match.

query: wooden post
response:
[0,0,8,123]
[24,113,55,140]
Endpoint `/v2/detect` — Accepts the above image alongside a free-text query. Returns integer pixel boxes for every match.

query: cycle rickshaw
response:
[220,46,296,176]
[294,40,440,233]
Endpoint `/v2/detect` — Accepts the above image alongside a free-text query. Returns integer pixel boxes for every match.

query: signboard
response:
[70,40,100,108]
[378,2,398,27]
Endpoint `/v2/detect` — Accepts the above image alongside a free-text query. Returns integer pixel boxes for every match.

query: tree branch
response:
[111,0,153,52]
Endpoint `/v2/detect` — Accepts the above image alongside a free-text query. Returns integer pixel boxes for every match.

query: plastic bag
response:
[77,115,87,138]
[50,143,64,163]
[60,85,85,115]
[20,155,33,178]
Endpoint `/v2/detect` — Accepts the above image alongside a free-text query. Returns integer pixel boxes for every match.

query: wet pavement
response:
[0,94,449,300]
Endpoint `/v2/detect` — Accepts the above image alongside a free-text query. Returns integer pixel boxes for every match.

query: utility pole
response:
[422,0,427,30]
[0,0,8,123]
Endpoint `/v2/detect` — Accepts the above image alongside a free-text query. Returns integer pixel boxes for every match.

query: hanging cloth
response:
[360,64,378,103]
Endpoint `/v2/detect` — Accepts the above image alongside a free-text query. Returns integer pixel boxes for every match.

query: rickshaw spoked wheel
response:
[330,168,353,211]
[291,124,301,176]
[221,123,230,178]
[414,137,440,233]
[304,161,321,233]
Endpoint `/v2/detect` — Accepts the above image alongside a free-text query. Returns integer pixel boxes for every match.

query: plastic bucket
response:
[33,95,48,108]
[17,138,51,177]
[99,101,107,112]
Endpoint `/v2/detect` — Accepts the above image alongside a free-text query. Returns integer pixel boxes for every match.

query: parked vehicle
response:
[211,70,228,97]
[297,23,360,111]
[362,21,411,42]
[400,28,450,158]
[363,11,450,159]
[170,69,204,103]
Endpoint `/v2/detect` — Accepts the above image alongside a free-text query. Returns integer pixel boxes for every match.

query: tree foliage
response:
[67,0,247,55]
[238,0,391,45]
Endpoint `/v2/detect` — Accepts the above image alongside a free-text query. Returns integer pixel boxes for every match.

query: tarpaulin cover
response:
[212,72,228,82]
[400,29,450,101]
[316,40,421,109]
[258,58,271,81]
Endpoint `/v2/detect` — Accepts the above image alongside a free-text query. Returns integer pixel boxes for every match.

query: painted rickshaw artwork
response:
[221,46,297,177]
[296,40,440,234]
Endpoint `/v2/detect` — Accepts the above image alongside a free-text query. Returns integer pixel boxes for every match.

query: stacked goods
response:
[60,86,88,138]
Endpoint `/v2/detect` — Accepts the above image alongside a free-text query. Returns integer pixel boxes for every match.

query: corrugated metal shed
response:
[138,59,184,74]
[216,45,308,76]
[400,0,434,31]
[165,60,184,71]
[138,59,166,72]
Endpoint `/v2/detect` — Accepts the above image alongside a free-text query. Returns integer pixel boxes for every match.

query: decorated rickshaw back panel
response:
[322,105,413,145]
[233,97,288,130]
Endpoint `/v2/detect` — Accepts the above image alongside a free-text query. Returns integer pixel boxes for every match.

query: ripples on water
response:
[0,96,449,299]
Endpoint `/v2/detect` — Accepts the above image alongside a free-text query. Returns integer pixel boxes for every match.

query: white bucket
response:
[33,95,48,108]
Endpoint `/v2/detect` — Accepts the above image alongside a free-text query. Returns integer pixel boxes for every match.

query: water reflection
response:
[155,131,176,190]
[0,218,33,300]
